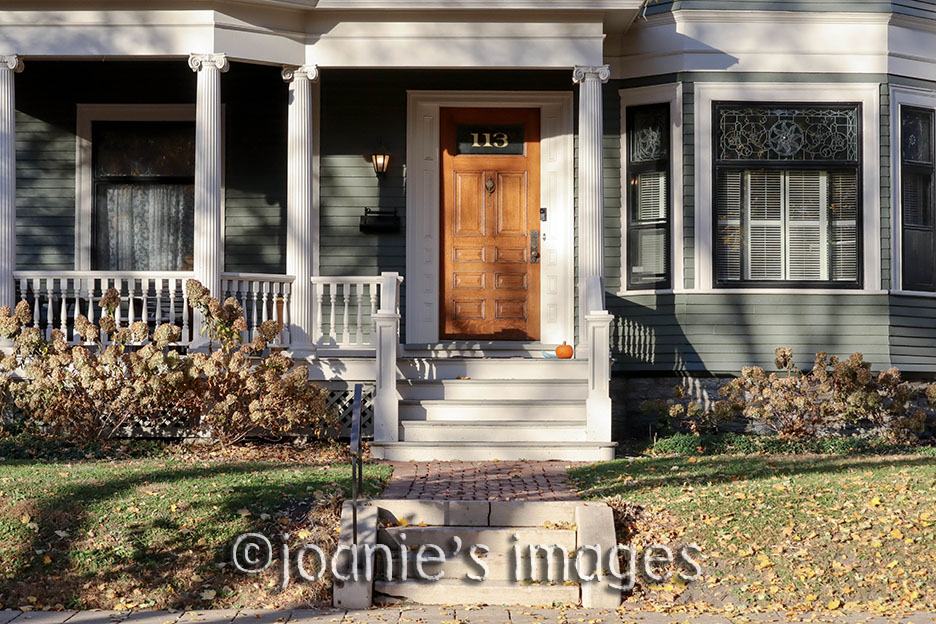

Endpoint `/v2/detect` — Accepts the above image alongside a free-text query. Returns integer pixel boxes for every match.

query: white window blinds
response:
[715,170,858,282]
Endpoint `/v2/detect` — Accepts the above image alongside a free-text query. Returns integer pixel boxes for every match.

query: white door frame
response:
[405,90,575,345]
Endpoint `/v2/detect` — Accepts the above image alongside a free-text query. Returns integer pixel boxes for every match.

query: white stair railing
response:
[584,275,613,442]
[220,273,294,346]
[310,275,402,350]
[373,272,401,443]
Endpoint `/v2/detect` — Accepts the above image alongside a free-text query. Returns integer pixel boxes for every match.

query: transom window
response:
[713,102,861,287]
[91,121,195,271]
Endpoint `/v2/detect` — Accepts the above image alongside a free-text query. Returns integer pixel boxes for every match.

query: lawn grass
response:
[570,452,936,614]
[0,445,391,611]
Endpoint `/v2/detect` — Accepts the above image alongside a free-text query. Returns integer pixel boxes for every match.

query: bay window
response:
[713,103,861,287]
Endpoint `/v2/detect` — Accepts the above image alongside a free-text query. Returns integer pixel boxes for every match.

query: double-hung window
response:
[900,106,936,291]
[626,103,671,289]
[91,121,196,272]
[713,103,861,287]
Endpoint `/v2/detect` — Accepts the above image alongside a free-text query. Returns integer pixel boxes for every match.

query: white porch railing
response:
[8,270,402,353]
[10,271,297,348]
[13,271,195,344]
[310,274,403,350]
[220,273,294,347]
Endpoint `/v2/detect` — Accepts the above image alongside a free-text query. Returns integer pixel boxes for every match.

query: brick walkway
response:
[378,461,582,501]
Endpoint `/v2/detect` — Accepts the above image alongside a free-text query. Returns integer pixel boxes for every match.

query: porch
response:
[0,58,616,461]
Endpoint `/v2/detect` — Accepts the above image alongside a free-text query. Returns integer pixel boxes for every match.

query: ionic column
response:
[189,53,228,303]
[0,55,23,313]
[573,65,610,353]
[282,65,319,348]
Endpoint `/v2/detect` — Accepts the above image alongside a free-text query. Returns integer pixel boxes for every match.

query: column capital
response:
[572,65,610,84]
[0,55,23,73]
[188,53,229,73]
[281,64,319,83]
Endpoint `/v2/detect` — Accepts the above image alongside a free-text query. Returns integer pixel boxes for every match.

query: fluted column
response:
[573,65,610,353]
[189,53,228,306]
[0,55,22,314]
[282,65,319,348]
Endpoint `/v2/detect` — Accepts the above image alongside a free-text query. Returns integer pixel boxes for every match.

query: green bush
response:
[648,432,929,457]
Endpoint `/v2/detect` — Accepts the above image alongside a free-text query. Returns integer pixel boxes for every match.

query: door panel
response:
[440,107,541,340]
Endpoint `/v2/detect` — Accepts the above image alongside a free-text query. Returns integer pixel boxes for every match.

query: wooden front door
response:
[440,107,541,341]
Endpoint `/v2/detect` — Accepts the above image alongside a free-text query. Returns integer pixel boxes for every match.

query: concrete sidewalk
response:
[2,608,935,624]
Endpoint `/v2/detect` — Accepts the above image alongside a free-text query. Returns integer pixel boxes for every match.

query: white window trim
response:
[75,104,225,271]
[693,82,882,293]
[405,90,574,345]
[890,84,936,295]
[618,83,683,295]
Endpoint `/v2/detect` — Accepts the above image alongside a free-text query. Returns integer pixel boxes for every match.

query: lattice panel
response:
[326,384,375,438]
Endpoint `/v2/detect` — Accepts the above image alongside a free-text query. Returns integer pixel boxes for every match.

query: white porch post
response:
[0,55,22,314]
[373,272,400,443]
[282,65,319,349]
[573,65,609,355]
[189,53,228,311]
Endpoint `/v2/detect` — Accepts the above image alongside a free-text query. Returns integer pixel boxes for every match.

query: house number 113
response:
[470,132,509,148]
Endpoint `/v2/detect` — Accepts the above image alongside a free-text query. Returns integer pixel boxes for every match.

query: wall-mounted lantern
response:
[371,152,390,177]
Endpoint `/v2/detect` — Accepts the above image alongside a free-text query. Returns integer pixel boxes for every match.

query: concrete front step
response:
[399,399,584,421]
[379,526,577,553]
[397,357,588,381]
[397,379,588,401]
[373,579,580,606]
[369,440,616,461]
[399,420,587,442]
[381,552,590,582]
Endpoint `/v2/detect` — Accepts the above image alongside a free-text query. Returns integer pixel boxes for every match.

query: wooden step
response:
[399,399,584,421]
[399,419,587,443]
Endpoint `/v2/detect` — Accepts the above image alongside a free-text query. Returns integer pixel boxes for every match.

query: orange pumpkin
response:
[555,342,573,359]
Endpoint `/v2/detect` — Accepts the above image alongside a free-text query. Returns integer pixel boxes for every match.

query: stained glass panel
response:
[630,107,668,162]
[902,108,933,165]
[716,104,859,163]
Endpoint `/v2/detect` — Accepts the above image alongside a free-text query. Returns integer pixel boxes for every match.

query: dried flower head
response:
[99,288,121,313]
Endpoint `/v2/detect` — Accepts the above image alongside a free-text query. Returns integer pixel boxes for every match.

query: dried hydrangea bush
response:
[0,280,331,445]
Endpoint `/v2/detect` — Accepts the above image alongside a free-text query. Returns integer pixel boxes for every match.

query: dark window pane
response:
[903,171,932,227]
[94,121,195,178]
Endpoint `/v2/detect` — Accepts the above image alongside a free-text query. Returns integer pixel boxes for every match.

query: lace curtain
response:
[94,183,195,271]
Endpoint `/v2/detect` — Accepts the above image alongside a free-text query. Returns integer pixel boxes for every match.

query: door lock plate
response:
[530,229,540,263]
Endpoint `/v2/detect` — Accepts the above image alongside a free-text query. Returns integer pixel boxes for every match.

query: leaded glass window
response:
[713,102,861,287]
[901,106,936,291]
[626,104,670,289]
[92,122,196,272]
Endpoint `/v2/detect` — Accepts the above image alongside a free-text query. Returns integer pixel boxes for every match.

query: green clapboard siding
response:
[15,110,75,270]
[608,293,893,374]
